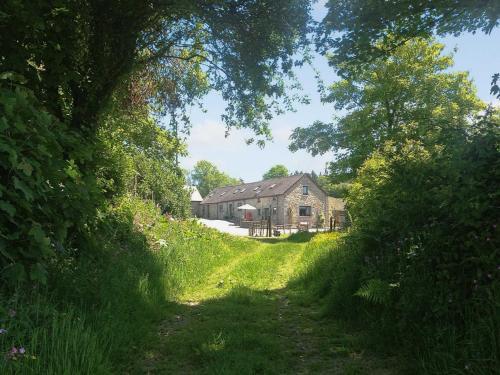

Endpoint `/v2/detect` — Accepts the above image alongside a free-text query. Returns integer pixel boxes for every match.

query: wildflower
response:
[19,347,25,355]
[487,274,493,279]
[0,328,7,334]
[8,309,16,318]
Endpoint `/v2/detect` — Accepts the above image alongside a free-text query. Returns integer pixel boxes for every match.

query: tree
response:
[289,38,483,181]
[0,1,313,283]
[317,175,350,198]
[317,0,500,96]
[262,165,289,180]
[191,161,241,197]
[1,0,313,138]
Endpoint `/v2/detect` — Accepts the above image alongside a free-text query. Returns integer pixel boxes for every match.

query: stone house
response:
[198,173,341,227]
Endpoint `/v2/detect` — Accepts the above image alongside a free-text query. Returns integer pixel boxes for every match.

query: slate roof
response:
[200,174,305,204]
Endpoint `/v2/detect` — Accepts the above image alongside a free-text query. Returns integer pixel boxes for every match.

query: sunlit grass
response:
[0,198,395,374]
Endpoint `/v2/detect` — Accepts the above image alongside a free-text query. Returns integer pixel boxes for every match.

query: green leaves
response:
[355,279,392,305]
[291,38,483,182]
[13,177,33,201]
[0,200,16,217]
[318,0,498,71]
[262,165,289,180]
[191,160,241,197]
[0,85,92,286]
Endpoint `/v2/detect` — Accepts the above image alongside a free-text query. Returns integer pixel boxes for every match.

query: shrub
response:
[341,110,500,371]
[0,79,102,286]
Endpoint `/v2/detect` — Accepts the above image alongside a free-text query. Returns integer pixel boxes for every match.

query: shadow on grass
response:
[252,231,318,244]
[46,207,171,371]
[132,284,396,375]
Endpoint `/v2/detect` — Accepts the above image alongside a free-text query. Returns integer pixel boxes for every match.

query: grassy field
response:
[129,231,398,374]
[0,199,398,374]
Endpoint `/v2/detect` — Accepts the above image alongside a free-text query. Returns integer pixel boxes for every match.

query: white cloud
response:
[181,118,332,182]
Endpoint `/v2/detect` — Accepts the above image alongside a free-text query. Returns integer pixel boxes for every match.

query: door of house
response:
[264,207,270,219]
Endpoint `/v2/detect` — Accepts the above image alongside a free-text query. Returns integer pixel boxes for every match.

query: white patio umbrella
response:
[237,204,257,221]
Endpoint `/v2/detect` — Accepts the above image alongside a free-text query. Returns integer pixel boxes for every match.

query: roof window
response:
[240,188,246,192]
[269,184,276,189]
[253,186,260,191]
[220,191,226,196]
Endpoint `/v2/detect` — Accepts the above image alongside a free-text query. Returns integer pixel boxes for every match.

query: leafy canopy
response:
[0,0,313,137]
[263,165,289,180]
[317,0,499,75]
[191,161,241,197]
[289,38,483,181]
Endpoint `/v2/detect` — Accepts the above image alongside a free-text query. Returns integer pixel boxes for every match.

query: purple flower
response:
[0,328,7,335]
[19,347,25,355]
[9,347,18,355]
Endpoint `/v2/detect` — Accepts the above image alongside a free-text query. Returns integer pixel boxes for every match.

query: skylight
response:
[220,191,226,196]
[240,188,246,192]
[233,189,239,194]
[253,186,260,191]
[269,184,276,189]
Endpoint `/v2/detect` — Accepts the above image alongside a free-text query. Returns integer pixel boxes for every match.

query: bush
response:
[0,80,102,286]
[295,111,499,373]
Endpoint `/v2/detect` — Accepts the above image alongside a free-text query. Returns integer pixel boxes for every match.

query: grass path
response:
[131,234,398,374]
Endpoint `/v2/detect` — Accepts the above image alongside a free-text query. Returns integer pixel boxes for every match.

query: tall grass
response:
[0,196,250,373]
[290,230,500,374]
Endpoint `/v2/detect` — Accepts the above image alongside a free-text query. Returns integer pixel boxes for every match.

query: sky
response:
[180,2,500,183]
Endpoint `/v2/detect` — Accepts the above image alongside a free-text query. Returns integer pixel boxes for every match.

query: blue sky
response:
[180,2,500,182]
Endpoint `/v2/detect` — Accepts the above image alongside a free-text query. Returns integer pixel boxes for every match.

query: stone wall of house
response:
[283,175,327,227]
[200,196,284,223]
[191,201,201,217]
[199,175,328,226]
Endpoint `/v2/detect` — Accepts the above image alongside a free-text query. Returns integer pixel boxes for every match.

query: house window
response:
[299,206,311,216]
[273,207,277,215]
[302,185,309,195]
[219,205,223,212]
[257,208,261,216]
